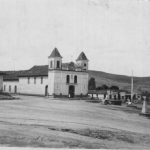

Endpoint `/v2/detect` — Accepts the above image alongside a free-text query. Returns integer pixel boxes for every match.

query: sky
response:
[0,0,150,77]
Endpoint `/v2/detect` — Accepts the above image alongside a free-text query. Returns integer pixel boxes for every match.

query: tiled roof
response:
[3,66,48,80]
[19,65,48,77]
[48,48,62,58]
[76,52,88,61]
[0,72,6,75]
[88,90,107,94]
[3,70,27,81]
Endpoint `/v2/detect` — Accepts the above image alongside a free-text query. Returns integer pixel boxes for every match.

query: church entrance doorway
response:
[45,85,48,96]
[69,85,75,98]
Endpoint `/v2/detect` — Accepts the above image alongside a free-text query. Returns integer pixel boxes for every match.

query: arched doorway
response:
[45,85,48,96]
[69,85,75,98]
[14,86,17,94]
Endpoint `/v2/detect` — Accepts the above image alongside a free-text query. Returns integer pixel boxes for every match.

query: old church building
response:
[3,48,89,97]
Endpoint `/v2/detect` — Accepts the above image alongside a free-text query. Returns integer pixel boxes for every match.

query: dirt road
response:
[0,96,150,148]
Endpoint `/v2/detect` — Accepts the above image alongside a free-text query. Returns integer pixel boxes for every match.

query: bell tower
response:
[76,52,89,71]
[48,47,62,70]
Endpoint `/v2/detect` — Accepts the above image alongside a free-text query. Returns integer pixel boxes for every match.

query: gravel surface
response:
[0,95,150,149]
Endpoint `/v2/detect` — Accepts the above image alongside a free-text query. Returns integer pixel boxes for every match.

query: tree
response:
[88,77,96,90]
[96,86,103,90]
[110,85,119,90]
[96,84,109,90]
[101,84,109,90]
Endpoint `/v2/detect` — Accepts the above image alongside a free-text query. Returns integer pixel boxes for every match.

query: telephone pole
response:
[131,70,134,102]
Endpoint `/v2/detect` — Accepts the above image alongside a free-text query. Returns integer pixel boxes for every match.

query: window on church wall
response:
[28,77,30,84]
[34,77,36,84]
[57,61,60,68]
[74,75,77,84]
[66,75,70,83]
[41,77,43,84]
[84,63,86,67]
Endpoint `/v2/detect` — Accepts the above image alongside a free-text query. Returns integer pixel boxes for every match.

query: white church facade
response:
[3,48,89,98]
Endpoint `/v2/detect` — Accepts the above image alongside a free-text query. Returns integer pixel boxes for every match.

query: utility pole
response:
[131,70,134,103]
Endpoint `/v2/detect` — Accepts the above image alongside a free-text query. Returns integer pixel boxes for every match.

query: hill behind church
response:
[88,70,150,93]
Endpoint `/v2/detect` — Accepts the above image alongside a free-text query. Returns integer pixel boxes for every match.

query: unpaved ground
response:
[0,96,150,149]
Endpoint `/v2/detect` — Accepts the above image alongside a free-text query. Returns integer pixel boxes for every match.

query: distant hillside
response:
[88,70,150,93]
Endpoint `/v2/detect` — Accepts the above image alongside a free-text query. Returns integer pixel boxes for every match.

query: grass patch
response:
[48,127,150,144]
[0,92,19,100]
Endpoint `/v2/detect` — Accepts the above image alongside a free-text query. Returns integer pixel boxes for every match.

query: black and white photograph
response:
[0,0,150,149]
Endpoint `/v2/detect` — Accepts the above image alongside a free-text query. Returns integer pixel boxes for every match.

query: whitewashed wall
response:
[48,70,88,96]
[0,76,3,91]
[19,76,48,95]
[3,81,19,93]
[48,71,55,95]
[76,60,88,70]
[48,57,62,69]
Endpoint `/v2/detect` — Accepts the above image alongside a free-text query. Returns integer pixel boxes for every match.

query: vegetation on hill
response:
[88,70,150,93]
